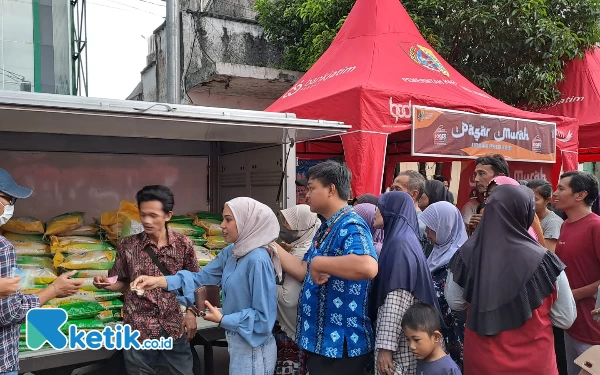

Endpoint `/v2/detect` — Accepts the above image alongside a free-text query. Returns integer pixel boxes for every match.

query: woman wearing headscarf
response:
[444,185,577,375]
[420,201,468,369]
[131,197,280,374]
[372,191,441,375]
[354,203,385,255]
[486,176,546,247]
[418,180,453,211]
[352,193,380,206]
[275,204,320,375]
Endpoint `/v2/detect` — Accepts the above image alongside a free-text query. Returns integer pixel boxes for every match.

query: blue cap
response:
[0,168,33,199]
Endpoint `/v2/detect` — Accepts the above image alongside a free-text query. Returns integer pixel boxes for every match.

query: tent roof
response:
[538,46,600,151]
[266,0,577,152]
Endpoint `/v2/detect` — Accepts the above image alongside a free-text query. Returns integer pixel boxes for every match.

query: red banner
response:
[412,106,557,163]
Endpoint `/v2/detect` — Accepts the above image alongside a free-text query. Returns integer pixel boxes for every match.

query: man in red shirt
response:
[554,171,600,375]
[94,185,199,375]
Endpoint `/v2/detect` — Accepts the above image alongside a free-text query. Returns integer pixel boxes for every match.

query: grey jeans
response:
[123,333,194,375]
[565,332,594,375]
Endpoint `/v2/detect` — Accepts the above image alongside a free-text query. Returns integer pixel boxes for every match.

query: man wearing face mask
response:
[0,168,83,375]
[274,204,321,375]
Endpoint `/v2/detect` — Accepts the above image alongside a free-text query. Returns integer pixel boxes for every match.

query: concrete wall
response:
[187,90,275,110]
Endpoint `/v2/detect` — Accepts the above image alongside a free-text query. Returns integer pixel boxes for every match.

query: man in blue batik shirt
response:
[276,161,379,374]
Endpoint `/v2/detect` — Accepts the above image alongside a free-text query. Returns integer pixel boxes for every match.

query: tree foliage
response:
[255,0,600,106]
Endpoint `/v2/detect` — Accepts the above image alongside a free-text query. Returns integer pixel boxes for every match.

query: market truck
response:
[0,90,348,374]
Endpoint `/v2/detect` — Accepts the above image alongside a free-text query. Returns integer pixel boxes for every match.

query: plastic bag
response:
[205,236,228,250]
[20,266,57,285]
[194,246,215,266]
[170,216,195,225]
[99,299,124,310]
[46,290,122,306]
[100,201,140,241]
[60,318,105,333]
[11,267,34,290]
[23,284,48,294]
[73,269,109,279]
[17,256,53,268]
[192,211,223,221]
[12,241,50,256]
[120,217,143,239]
[51,236,104,247]
[51,241,114,254]
[54,301,105,319]
[2,217,45,235]
[167,223,205,237]
[96,309,122,323]
[45,212,85,236]
[187,236,207,247]
[3,233,46,244]
[193,218,222,236]
[60,225,101,237]
[54,250,116,270]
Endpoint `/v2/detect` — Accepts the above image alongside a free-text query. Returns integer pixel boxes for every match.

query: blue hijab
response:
[372,191,441,313]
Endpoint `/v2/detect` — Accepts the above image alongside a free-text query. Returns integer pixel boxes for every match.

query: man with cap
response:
[0,168,83,375]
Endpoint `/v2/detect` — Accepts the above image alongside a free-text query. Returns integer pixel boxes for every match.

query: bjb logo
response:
[26,308,173,350]
[389,98,412,123]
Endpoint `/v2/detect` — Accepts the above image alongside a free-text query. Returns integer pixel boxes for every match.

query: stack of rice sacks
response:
[166,215,213,267]
[190,212,228,264]
[1,213,124,352]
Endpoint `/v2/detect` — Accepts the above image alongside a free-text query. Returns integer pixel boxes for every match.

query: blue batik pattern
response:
[295,207,378,358]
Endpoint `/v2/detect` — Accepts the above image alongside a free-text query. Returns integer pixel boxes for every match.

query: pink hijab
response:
[489,176,539,241]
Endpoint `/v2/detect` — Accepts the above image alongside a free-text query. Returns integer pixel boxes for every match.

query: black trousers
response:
[306,344,371,375]
[554,326,568,375]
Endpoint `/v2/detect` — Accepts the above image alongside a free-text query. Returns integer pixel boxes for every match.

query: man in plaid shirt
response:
[0,168,82,375]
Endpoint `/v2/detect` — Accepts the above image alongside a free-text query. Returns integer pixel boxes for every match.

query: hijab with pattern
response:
[372,191,440,313]
[353,203,384,255]
[420,201,468,273]
[227,197,282,280]
[449,185,565,336]
[279,204,320,258]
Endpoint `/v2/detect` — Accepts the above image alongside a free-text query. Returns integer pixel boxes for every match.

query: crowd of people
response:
[0,153,599,375]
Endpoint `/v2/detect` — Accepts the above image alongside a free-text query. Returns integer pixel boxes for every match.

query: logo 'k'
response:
[26,308,68,350]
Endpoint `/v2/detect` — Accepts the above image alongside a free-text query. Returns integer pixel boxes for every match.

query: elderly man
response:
[391,170,427,246]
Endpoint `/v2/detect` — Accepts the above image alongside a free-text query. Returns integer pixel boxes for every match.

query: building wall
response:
[0,0,71,93]
[187,90,275,110]
[0,0,35,91]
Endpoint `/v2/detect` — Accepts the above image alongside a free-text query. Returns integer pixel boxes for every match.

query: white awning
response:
[0,91,348,144]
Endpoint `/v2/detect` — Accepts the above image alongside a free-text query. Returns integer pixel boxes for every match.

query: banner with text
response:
[412,106,556,163]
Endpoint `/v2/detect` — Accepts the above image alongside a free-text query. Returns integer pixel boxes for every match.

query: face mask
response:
[0,204,14,226]
[279,227,301,244]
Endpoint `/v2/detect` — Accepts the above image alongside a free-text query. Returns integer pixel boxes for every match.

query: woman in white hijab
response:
[131,197,281,374]
[275,204,320,375]
[420,201,468,370]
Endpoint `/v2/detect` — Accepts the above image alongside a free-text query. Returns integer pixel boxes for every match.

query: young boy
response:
[401,302,462,375]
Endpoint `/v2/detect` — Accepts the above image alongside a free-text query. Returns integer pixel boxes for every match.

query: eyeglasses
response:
[0,194,17,206]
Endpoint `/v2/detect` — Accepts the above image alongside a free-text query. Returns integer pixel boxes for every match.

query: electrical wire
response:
[138,0,165,7]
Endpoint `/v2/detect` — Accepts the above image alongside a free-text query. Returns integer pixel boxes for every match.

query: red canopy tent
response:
[537,46,600,162]
[266,0,578,196]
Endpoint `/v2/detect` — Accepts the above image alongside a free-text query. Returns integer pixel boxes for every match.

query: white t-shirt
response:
[461,199,479,225]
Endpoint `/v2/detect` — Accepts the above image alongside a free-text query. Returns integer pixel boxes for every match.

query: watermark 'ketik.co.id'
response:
[26,308,173,350]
